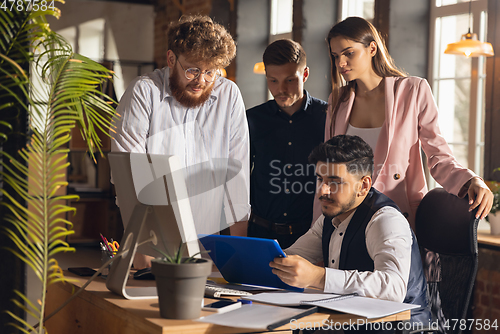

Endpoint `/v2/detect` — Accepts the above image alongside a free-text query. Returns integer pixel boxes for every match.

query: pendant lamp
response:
[444,0,494,57]
[253,62,266,74]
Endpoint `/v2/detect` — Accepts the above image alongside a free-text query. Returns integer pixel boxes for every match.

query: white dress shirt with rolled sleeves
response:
[285,206,412,302]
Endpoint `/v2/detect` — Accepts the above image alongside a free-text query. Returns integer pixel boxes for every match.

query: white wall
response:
[389,0,429,78]
[236,0,270,110]
[302,0,337,102]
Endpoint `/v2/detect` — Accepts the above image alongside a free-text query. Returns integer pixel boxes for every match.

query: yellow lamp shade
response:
[253,62,265,74]
[444,32,494,57]
[220,68,227,77]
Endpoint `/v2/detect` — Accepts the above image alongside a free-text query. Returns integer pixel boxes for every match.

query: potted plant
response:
[151,242,212,320]
[1,4,115,333]
[486,170,500,235]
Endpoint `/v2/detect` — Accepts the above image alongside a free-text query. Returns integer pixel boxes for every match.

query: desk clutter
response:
[53,270,413,333]
[194,278,419,330]
[99,233,119,277]
[90,233,416,330]
[196,290,419,330]
[99,233,119,257]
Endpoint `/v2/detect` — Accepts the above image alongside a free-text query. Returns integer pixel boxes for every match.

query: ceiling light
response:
[444,0,494,58]
[253,62,265,74]
[444,31,494,57]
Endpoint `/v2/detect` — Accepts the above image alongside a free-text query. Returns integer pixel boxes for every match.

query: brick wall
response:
[183,0,212,15]
[472,248,500,333]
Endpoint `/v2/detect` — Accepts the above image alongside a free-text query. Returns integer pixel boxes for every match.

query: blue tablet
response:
[199,234,303,292]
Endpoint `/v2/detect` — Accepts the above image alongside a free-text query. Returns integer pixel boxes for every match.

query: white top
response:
[285,206,412,303]
[111,67,250,235]
[346,123,382,153]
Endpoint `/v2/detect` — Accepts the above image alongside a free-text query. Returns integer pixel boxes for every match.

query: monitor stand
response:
[106,204,158,299]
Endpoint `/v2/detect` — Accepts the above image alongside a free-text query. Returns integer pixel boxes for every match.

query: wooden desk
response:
[477,231,500,248]
[45,272,411,334]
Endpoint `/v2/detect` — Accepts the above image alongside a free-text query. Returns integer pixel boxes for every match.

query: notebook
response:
[198,234,303,292]
[244,292,421,319]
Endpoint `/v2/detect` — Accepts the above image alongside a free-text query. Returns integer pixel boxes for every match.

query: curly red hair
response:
[167,15,236,69]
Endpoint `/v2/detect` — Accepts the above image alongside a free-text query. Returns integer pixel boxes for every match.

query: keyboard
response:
[205,283,253,298]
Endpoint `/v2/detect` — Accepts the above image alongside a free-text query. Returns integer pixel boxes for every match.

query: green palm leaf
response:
[1,2,117,333]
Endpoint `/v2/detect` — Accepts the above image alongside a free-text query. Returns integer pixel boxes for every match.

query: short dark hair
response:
[167,15,236,68]
[263,39,307,68]
[308,135,374,177]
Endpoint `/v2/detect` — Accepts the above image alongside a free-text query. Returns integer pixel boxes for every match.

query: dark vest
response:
[322,188,431,326]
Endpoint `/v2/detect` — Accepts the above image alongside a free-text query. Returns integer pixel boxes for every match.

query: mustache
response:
[188,82,208,89]
[319,195,334,203]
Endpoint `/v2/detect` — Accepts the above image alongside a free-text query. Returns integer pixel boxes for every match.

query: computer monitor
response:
[106,152,201,299]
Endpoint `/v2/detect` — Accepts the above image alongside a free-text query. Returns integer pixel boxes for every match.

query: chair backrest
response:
[415,188,479,334]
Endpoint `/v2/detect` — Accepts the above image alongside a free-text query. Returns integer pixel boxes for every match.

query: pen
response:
[237,299,252,305]
[100,233,113,253]
[313,292,358,303]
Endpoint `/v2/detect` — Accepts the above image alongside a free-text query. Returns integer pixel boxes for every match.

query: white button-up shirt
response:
[111,67,250,235]
[285,206,412,302]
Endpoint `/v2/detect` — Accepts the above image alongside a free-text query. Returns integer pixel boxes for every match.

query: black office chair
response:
[415,188,479,334]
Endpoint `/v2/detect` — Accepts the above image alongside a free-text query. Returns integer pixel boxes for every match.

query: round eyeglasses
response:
[177,59,220,82]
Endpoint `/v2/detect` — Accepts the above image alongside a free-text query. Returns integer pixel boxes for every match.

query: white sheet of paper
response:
[196,304,316,330]
[244,292,420,319]
[305,296,420,319]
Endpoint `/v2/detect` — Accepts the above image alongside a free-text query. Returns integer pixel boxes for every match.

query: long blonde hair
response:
[326,17,407,137]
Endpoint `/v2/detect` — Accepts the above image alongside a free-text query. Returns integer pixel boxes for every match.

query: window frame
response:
[428,0,489,175]
[338,0,375,22]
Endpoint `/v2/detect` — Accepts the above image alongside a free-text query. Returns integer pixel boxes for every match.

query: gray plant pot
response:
[151,258,212,319]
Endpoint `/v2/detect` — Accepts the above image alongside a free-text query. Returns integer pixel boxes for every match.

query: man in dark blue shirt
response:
[247,39,327,248]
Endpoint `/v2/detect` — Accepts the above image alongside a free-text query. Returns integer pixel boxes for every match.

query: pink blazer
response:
[317,76,475,229]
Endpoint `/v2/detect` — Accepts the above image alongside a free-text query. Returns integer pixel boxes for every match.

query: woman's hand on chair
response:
[467,177,493,220]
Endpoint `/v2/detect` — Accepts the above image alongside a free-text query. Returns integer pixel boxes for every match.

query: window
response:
[55,19,154,100]
[436,0,477,7]
[266,0,294,99]
[56,19,126,97]
[338,0,374,22]
[270,0,293,37]
[429,0,488,178]
[271,0,293,35]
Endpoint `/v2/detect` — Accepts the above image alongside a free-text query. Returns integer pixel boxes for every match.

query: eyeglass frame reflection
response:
[175,55,220,82]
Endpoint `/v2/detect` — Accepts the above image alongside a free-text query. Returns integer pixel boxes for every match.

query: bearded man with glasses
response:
[111,15,250,269]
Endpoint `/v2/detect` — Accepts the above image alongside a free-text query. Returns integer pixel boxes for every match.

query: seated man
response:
[270,135,431,331]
